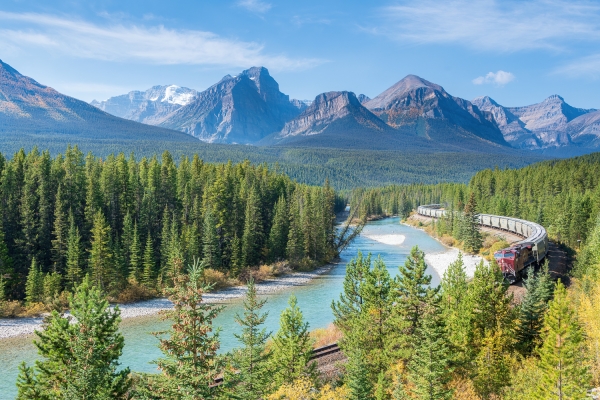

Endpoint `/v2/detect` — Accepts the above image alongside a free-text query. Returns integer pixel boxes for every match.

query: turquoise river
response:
[0,217,447,399]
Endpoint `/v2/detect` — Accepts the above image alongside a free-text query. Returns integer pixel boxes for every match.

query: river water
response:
[0,217,446,398]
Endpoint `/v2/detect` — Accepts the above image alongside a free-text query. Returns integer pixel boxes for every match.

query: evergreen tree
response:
[270,294,315,387]
[144,259,224,399]
[535,281,591,399]
[241,187,263,268]
[16,276,131,399]
[515,266,554,355]
[142,234,155,290]
[42,272,62,303]
[346,350,374,400]
[268,195,289,261]
[286,193,304,262]
[51,185,68,273]
[440,253,473,369]
[25,259,43,305]
[462,193,482,253]
[392,246,438,356]
[88,211,113,291]
[128,224,141,283]
[405,302,453,400]
[65,212,82,290]
[225,278,272,399]
[202,207,220,270]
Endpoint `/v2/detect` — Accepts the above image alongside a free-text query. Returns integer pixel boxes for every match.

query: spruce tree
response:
[535,281,591,399]
[462,193,482,253]
[128,223,141,283]
[202,207,220,270]
[241,187,263,268]
[145,259,224,399]
[25,259,43,305]
[142,234,155,290]
[346,350,374,400]
[405,301,453,400]
[51,185,68,273]
[65,212,82,290]
[16,276,131,399]
[225,278,272,399]
[268,195,288,261]
[286,193,304,262]
[88,211,113,291]
[270,294,315,387]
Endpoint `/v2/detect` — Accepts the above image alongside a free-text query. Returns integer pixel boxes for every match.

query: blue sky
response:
[1,0,599,108]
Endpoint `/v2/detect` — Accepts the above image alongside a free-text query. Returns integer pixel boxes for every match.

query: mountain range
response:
[1,57,598,156]
[91,67,600,154]
[0,59,197,143]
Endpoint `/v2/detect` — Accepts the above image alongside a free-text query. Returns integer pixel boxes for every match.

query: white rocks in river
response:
[425,247,486,279]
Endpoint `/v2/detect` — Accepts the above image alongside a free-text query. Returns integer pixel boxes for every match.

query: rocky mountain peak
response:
[472,96,500,109]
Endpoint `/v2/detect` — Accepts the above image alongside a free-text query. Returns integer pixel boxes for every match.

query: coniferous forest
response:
[0,146,340,306]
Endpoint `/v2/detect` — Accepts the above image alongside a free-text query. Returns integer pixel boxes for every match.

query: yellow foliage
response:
[310,324,343,348]
[268,377,348,400]
[503,357,543,400]
[203,268,229,289]
[575,278,600,386]
[448,377,480,400]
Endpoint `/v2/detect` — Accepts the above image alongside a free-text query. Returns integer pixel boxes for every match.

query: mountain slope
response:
[90,85,197,125]
[364,75,507,147]
[0,59,198,143]
[159,67,301,144]
[473,95,598,150]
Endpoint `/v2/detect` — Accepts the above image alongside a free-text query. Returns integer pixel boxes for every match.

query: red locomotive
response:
[494,242,535,283]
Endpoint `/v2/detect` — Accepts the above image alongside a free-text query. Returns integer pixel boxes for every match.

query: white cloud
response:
[554,54,600,79]
[473,71,515,86]
[237,0,272,14]
[376,0,600,52]
[0,11,321,71]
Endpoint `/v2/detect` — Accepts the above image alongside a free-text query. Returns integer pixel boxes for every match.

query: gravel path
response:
[0,265,335,340]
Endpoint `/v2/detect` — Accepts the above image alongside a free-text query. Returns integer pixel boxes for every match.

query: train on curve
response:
[417,204,549,283]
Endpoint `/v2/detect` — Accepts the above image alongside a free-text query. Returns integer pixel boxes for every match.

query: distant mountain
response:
[364,75,507,146]
[261,91,406,149]
[357,94,370,104]
[0,59,198,143]
[159,67,302,144]
[90,85,197,125]
[473,95,598,150]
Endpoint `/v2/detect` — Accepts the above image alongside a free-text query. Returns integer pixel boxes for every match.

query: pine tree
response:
[142,234,155,290]
[225,278,272,399]
[25,259,43,305]
[51,185,68,273]
[16,276,131,399]
[145,259,224,399]
[535,281,591,399]
[270,294,316,387]
[406,302,453,400]
[202,207,220,270]
[462,193,482,253]
[440,253,473,369]
[65,212,82,290]
[286,193,304,262]
[268,195,288,261]
[346,351,374,400]
[241,186,263,268]
[88,211,113,291]
[393,246,438,352]
[128,223,141,283]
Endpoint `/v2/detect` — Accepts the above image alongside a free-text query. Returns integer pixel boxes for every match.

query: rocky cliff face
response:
[159,67,302,144]
[278,91,389,137]
[91,85,197,125]
[473,95,598,149]
[365,75,507,146]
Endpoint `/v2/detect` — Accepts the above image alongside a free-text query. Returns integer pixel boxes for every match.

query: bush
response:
[0,300,24,317]
[486,240,510,261]
[22,302,48,317]
[441,235,456,247]
[203,268,228,290]
[115,281,157,303]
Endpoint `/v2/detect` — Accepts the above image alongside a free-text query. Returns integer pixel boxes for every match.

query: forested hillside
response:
[351,152,600,248]
[0,146,339,304]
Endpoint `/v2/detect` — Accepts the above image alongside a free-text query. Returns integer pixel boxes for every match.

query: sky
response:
[1,0,599,108]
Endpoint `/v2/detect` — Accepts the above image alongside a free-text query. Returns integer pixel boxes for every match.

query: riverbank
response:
[0,264,336,340]
[400,216,487,279]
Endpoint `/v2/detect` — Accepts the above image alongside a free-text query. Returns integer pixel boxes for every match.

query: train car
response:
[417,205,549,283]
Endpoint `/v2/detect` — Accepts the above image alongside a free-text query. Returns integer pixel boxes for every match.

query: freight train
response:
[416,204,549,283]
